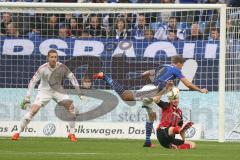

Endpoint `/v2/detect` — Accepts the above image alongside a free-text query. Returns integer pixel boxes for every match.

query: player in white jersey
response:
[12,49,81,142]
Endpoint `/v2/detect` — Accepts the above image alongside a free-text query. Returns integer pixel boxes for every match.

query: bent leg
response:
[12,103,41,140]
[93,72,126,96]
[168,126,181,136]
[61,100,78,142]
[143,109,156,147]
[183,140,196,149]
[19,104,41,133]
[59,99,76,134]
[156,128,174,148]
[172,139,196,149]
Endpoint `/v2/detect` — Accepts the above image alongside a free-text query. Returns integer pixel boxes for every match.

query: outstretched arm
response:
[180,77,208,93]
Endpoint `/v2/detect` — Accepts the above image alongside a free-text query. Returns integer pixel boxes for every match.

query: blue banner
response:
[0,36,220,90]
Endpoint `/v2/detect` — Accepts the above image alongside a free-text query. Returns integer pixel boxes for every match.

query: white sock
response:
[69,121,75,134]
[18,112,33,133]
[68,109,76,134]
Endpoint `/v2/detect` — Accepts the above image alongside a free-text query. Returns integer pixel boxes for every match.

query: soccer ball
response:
[167,87,180,100]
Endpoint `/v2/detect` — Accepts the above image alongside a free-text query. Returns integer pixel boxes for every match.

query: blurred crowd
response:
[0,0,238,6]
[0,0,238,41]
[0,0,237,6]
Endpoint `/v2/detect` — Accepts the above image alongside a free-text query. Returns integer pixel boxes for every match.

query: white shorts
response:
[33,90,71,107]
[133,84,160,100]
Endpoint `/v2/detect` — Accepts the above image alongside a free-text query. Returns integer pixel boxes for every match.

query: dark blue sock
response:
[103,74,125,95]
[145,122,153,144]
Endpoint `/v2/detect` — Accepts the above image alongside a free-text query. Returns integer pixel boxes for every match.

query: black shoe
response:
[143,142,156,147]
[142,105,148,109]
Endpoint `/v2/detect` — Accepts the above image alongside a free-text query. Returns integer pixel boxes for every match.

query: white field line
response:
[0,150,104,155]
[0,150,228,157]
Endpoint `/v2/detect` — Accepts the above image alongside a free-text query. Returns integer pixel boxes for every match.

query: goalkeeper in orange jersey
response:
[143,87,196,149]
[12,49,81,142]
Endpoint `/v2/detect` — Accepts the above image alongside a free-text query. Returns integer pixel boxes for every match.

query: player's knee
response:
[173,126,181,134]
[68,104,75,113]
[121,94,133,101]
[58,99,75,113]
[30,104,41,116]
[24,111,35,121]
[149,112,156,121]
[58,99,73,107]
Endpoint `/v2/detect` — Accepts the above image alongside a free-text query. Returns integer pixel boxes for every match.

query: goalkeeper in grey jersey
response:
[12,49,81,142]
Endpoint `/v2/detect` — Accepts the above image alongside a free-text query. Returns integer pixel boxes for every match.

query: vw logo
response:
[43,123,56,136]
[185,127,196,138]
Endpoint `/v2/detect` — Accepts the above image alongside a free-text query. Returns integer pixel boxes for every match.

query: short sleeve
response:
[156,100,169,109]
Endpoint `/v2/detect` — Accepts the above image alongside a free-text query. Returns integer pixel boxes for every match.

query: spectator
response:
[79,29,92,38]
[178,0,198,3]
[85,14,107,38]
[144,28,155,41]
[6,22,20,37]
[29,13,44,36]
[131,14,148,40]
[154,16,184,41]
[42,14,59,37]
[160,0,175,2]
[167,29,179,41]
[69,17,82,37]
[109,17,131,40]
[202,9,219,37]
[58,26,69,38]
[186,22,205,40]
[114,13,136,30]
[79,13,90,28]
[60,14,72,28]
[118,0,130,2]
[1,12,12,35]
[228,0,240,7]
[205,0,225,4]
[209,27,220,40]
[92,0,108,2]
[45,0,78,2]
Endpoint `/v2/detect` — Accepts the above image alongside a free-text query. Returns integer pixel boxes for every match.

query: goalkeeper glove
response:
[78,94,86,100]
[20,97,31,110]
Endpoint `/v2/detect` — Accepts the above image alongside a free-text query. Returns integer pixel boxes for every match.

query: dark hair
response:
[115,17,126,29]
[211,27,220,33]
[144,28,154,35]
[169,16,177,20]
[168,29,177,34]
[171,55,185,64]
[47,49,58,57]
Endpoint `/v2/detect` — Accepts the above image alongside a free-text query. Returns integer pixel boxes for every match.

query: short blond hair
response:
[171,55,185,64]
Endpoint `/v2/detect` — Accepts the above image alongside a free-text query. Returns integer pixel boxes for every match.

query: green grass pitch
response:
[0,137,240,160]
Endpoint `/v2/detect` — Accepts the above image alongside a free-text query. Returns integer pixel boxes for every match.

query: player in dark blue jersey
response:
[93,55,208,101]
